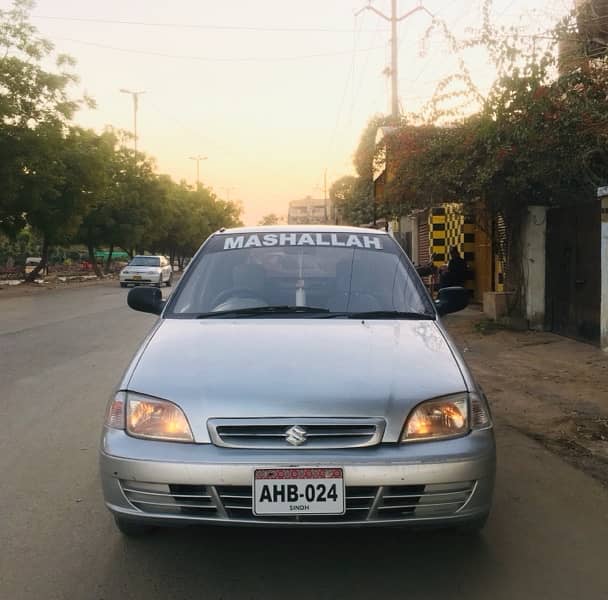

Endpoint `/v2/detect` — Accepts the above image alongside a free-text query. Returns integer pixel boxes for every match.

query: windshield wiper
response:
[196,306,331,318]
[323,310,434,320]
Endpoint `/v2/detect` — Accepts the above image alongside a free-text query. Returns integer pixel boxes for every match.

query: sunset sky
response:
[12,0,573,224]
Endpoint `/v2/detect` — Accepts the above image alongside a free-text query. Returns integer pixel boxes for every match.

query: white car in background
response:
[119,255,173,288]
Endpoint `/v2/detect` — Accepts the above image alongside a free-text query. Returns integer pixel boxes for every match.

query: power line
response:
[54,37,386,63]
[348,21,384,128]
[325,13,365,164]
[32,14,389,34]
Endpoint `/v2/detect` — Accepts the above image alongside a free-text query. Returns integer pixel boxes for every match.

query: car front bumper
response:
[100,427,495,527]
[119,273,161,285]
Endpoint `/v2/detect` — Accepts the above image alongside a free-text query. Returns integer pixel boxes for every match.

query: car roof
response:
[132,255,163,259]
[216,225,389,236]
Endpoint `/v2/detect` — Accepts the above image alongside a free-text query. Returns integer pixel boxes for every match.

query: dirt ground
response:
[445,308,608,486]
[0,274,118,299]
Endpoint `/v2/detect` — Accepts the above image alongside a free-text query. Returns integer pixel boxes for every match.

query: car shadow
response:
[103,524,500,599]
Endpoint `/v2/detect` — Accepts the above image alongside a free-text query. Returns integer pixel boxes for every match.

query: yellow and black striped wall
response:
[429,203,476,292]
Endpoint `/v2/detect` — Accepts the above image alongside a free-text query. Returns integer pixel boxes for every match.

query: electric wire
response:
[32,14,388,34]
[54,37,386,63]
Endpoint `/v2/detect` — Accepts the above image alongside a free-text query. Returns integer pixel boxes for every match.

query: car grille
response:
[123,277,156,283]
[120,481,217,516]
[120,480,476,523]
[207,418,386,449]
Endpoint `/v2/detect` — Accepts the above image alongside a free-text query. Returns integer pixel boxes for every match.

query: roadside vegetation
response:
[331,1,608,239]
[0,1,242,281]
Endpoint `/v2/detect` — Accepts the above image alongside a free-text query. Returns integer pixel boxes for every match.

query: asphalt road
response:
[1,282,607,600]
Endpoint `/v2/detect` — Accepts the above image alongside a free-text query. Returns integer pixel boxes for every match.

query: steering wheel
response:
[210,287,267,308]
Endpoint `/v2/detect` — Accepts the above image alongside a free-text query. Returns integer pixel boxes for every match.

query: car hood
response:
[127,318,467,443]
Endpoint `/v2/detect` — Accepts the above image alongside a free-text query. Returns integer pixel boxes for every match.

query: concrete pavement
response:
[1,282,607,599]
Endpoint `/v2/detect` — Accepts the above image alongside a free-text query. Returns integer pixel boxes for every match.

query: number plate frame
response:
[252,467,345,516]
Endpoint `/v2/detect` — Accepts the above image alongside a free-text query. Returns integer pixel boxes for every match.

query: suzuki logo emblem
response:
[285,425,307,446]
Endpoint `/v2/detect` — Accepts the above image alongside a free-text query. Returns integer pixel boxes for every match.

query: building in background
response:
[287,196,330,225]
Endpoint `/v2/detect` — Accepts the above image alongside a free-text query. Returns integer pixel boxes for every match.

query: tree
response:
[0,0,85,128]
[0,0,91,277]
[153,180,243,268]
[258,213,281,226]
[0,1,245,280]
[19,125,107,279]
[329,175,374,226]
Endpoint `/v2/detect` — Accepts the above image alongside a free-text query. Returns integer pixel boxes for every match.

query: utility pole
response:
[323,169,328,223]
[120,89,145,151]
[221,187,236,202]
[356,1,432,122]
[189,155,208,189]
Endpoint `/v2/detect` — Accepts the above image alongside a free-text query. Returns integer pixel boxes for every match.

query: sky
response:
[6,0,574,224]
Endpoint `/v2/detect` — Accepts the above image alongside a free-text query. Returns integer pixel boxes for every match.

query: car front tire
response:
[120,282,127,288]
[114,515,154,537]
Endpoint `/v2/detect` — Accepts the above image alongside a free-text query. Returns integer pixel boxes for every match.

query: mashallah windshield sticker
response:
[222,233,383,250]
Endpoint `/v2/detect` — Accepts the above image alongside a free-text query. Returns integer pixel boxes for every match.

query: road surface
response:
[1,282,607,599]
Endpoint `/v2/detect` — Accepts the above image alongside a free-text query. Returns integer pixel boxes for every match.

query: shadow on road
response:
[103,525,498,598]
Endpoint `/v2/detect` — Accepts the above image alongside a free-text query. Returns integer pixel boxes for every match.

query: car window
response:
[129,257,160,267]
[168,231,434,317]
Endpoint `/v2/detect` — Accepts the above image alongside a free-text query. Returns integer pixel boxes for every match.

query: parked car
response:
[119,255,173,288]
[100,226,495,536]
[24,256,42,274]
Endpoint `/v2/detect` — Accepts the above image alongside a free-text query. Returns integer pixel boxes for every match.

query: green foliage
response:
[329,175,374,226]
[0,0,86,127]
[258,213,281,226]
[375,2,608,222]
[0,2,242,277]
[353,114,394,179]
[0,228,39,265]
[387,58,608,220]
[328,115,394,226]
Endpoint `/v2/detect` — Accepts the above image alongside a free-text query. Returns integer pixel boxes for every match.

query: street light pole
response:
[324,168,328,223]
[221,187,236,202]
[189,155,208,188]
[120,89,145,151]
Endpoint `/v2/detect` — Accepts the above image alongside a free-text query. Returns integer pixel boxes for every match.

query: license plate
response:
[133,275,141,280]
[253,467,345,516]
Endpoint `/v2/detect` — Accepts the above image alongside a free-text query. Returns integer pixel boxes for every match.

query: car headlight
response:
[104,391,194,442]
[401,392,491,442]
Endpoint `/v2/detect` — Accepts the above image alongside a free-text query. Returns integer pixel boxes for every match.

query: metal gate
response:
[545,202,601,343]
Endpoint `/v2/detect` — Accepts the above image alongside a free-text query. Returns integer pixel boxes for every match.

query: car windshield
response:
[129,257,160,267]
[168,231,434,318]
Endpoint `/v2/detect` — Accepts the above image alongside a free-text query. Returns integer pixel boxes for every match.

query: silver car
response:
[100,226,495,536]
[119,255,173,288]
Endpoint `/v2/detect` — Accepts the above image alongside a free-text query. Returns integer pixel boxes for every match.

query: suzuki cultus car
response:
[100,226,495,535]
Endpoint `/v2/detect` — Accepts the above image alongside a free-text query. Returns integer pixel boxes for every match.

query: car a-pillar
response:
[599,187,608,352]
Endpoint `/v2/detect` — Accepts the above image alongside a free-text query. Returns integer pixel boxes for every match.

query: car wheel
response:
[114,515,154,537]
[166,274,172,287]
[120,282,127,288]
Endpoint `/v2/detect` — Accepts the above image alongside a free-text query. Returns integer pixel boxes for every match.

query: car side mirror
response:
[128,286,165,315]
[435,286,469,316]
